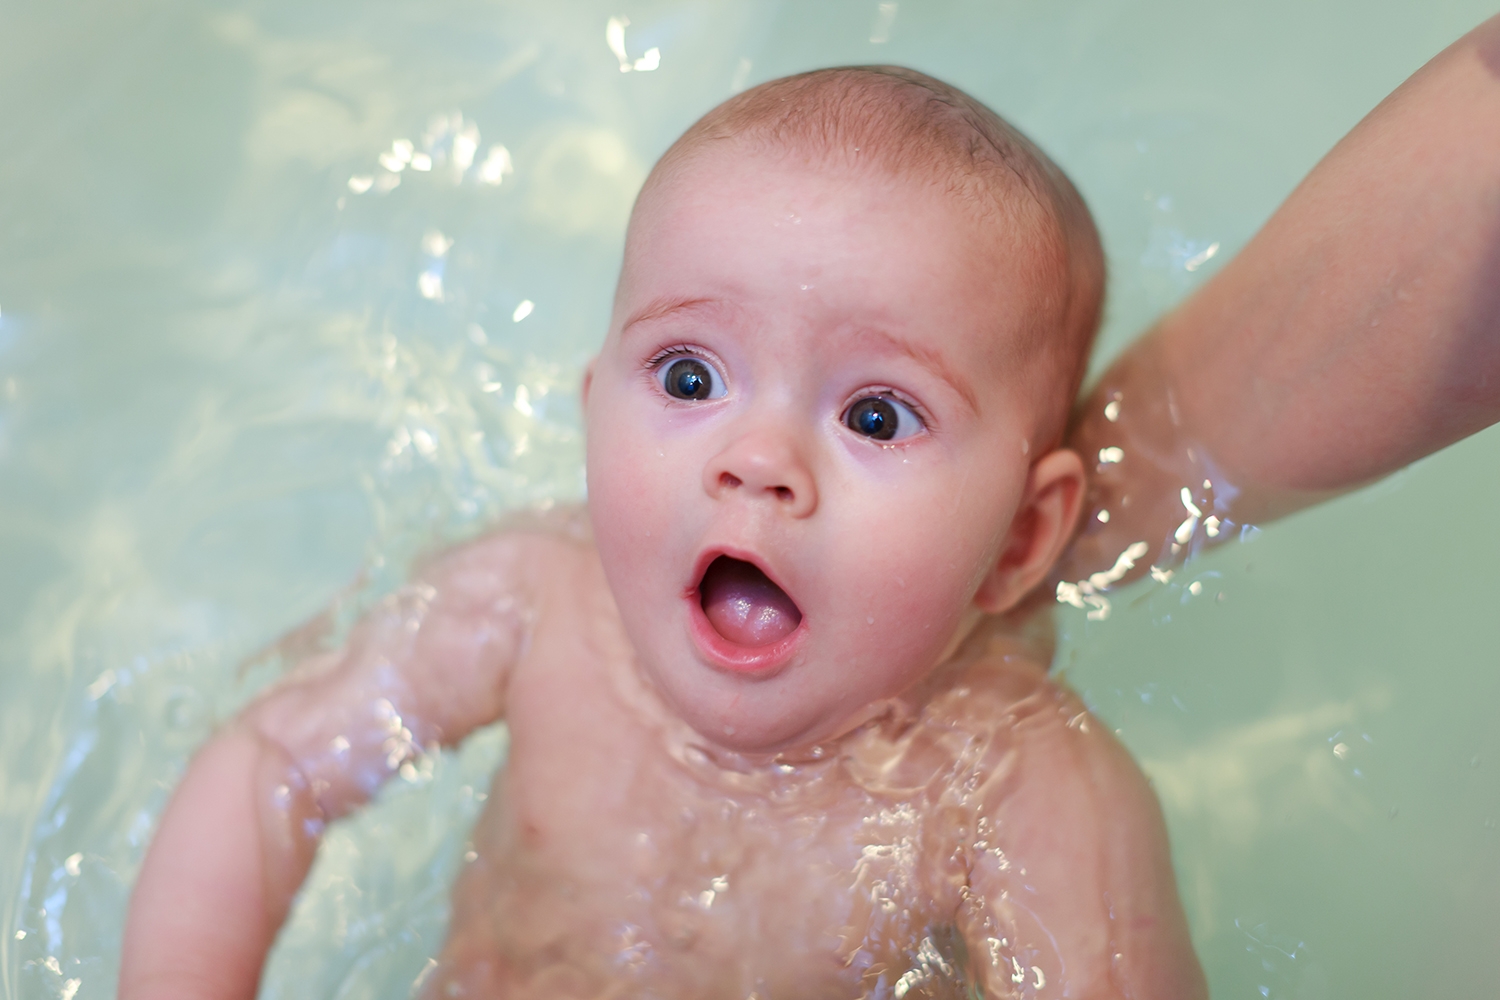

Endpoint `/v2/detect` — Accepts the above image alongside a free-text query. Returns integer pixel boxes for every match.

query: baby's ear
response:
[973,448,1086,614]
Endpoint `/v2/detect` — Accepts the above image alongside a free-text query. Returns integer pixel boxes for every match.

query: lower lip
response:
[687,595,806,677]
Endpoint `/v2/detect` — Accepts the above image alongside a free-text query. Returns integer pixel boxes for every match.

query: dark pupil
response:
[666,358,712,400]
[848,397,897,440]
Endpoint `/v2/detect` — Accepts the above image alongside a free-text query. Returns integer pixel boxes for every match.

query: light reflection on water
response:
[2,1,1498,998]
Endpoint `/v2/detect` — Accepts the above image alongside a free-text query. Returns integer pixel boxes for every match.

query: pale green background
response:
[2,1,1497,997]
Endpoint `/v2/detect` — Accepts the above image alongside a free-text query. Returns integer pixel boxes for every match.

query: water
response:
[2,0,1496,996]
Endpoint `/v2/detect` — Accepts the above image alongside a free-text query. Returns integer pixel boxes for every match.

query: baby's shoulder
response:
[452,502,594,558]
[413,503,599,596]
[923,630,1085,742]
[846,632,1104,815]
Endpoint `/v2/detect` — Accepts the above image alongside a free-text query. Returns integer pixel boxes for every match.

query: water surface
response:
[2,1,1497,997]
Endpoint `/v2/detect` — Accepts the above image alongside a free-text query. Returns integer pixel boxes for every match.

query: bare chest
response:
[431,560,1023,999]
[457,712,973,996]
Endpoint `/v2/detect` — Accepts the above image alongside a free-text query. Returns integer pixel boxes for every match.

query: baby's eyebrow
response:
[619,296,724,337]
[862,328,980,415]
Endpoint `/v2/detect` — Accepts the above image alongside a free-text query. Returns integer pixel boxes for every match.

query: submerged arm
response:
[119,529,555,1000]
[958,689,1205,999]
[1058,14,1500,586]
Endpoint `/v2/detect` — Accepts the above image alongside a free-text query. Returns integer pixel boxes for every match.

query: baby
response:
[121,68,1206,999]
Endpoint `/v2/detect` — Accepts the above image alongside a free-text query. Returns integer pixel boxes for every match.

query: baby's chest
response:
[454,602,992,994]
[467,730,973,995]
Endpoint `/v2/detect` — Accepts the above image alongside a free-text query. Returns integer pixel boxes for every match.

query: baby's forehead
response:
[625,186,1050,404]
[638,140,1057,271]
[630,147,1068,339]
[648,126,1049,235]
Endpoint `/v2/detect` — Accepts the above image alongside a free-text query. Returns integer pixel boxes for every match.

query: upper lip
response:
[686,544,799,611]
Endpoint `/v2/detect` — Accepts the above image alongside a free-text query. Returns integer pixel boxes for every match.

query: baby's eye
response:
[656,355,726,400]
[844,395,922,442]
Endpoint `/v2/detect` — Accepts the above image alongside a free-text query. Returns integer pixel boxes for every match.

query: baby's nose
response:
[703,430,818,518]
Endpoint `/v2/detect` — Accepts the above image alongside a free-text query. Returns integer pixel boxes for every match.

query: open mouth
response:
[698,555,803,648]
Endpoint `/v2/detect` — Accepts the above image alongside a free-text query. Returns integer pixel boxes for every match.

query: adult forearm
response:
[1156,13,1500,491]
[1059,15,1500,585]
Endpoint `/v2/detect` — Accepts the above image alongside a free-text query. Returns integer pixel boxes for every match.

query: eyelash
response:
[842,386,934,435]
[642,344,707,372]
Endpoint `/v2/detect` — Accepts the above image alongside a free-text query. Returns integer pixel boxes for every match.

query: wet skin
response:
[421,517,1203,998]
[421,147,1203,997]
[120,146,1206,999]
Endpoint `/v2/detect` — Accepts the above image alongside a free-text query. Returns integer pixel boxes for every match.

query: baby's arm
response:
[1059,14,1500,584]
[118,528,556,1000]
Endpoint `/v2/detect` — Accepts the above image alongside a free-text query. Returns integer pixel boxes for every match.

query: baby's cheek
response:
[587,423,686,613]
[589,400,657,519]
[591,455,662,565]
[844,515,991,671]
[836,564,965,689]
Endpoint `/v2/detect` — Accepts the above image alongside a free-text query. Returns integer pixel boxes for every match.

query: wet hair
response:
[635,66,1105,450]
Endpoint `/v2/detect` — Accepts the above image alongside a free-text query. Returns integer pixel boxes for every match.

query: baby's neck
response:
[645,618,1050,803]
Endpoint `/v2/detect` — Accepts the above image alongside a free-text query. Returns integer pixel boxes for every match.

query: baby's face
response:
[586,146,1067,752]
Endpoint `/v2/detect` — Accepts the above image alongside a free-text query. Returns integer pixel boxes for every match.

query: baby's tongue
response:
[700,557,802,647]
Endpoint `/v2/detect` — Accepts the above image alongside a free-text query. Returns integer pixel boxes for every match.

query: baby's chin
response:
[641,659,893,759]
[675,692,836,757]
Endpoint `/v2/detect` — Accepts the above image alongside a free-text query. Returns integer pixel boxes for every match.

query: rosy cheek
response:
[841,496,987,654]
[868,568,966,651]
[589,398,682,566]
[594,452,657,543]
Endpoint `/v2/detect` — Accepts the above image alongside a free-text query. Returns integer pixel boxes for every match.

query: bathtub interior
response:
[2,1,1498,997]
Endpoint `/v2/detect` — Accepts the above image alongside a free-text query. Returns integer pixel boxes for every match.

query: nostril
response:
[720,472,743,489]
[774,486,793,502]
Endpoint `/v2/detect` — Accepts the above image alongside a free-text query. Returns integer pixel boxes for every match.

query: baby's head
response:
[584,67,1103,753]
